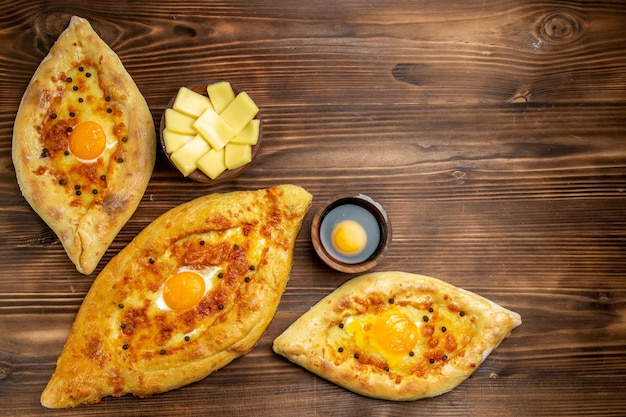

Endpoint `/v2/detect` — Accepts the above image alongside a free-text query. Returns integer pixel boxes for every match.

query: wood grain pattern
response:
[1,0,625,415]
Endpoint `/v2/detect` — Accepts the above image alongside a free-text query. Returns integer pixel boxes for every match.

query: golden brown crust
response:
[273,271,521,401]
[12,16,155,274]
[40,185,312,408]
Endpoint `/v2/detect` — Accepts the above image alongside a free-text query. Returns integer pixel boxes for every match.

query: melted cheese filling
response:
[40,62,124,208]
[108,226,267,359]
[327,297,476,373]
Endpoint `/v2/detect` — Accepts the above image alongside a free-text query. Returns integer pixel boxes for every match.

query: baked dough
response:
[13,16,155,274]
[273,271,521,401]
[41,185,312,408]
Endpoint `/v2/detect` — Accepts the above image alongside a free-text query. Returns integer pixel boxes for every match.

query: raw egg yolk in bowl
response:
[331,220,368,256]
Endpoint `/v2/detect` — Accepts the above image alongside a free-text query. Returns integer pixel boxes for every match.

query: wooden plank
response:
[0,0,625,415]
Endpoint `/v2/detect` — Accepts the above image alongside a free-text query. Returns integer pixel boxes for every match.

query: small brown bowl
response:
[159,80,262,183]
[311,194,391,273]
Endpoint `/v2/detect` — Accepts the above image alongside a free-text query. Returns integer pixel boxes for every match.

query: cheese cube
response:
[220,92,259,135]
[163,129,194,153]
[230,119,260,145]
[224,143,252,170]
[207,81,235,113]
[172,87,213,117]
[193,108,234,150]
[170,135,210,176]
[196,148,226,179]
[164,108,197,135]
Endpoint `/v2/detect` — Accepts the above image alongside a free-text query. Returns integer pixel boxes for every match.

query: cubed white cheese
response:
[170,135,210,176]
[164,108,197,135]
[193,108,234,150]
[220,92,259,135]
[229,119,260,145]
[197,148,227,179]
[207,81,235,114]
[172,87,213,117]
[224,143,252,170]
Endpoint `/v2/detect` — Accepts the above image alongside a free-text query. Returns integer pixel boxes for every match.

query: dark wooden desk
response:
[1,1,625,416]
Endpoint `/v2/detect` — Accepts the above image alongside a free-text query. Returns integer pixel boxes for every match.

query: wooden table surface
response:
[1,1,625,416]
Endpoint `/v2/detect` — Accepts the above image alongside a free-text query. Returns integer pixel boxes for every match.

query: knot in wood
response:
[537,11,583,46]
[33,13,75,53]
[451,170,466,185]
